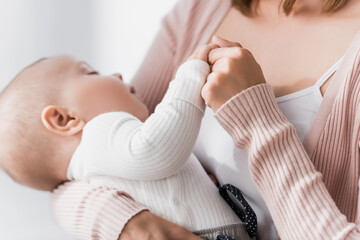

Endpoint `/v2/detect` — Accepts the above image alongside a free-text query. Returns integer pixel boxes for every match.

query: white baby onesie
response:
[67,60,250,239]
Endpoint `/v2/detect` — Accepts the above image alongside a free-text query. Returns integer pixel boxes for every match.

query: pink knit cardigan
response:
[51,0,360,239]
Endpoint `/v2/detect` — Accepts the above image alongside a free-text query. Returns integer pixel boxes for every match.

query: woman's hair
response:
[232,0,348,16]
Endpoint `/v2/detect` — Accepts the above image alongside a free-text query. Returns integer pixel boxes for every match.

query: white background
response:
[0,0,177,239]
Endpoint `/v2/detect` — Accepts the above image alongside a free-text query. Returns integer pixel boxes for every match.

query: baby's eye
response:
[88,71,99,75]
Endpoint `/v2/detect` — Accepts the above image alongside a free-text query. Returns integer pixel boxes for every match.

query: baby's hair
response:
[0,58,64,191]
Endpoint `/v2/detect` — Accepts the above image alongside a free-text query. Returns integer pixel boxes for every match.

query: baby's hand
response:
[188,44,219,62]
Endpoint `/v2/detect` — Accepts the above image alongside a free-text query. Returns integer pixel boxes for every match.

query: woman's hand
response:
[201,36,266,112]
[119,211,202,240]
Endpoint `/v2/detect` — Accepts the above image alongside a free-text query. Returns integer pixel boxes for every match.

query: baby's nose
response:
[113,73,123,81]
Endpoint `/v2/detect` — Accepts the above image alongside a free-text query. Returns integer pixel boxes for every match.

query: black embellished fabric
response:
[219,184,257,238]
[216,234,235,240]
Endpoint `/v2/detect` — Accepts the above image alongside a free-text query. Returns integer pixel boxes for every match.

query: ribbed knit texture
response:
[67,60,209,181]
[131,0,231,113]
[215,27,360,238]
[51,0,360,239]
[66,60,246,237]
[51,1,233,239]
[51,181,147,240]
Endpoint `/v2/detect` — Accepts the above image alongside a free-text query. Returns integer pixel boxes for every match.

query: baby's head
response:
[0,55,149,191]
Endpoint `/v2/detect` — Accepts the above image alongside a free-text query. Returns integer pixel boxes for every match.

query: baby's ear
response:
[41,105,85,136]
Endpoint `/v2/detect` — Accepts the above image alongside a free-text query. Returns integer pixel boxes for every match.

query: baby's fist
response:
[188,44,219,62]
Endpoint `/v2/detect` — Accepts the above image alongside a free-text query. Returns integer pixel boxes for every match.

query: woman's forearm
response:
[215,84,360,239]
[51,181,148,240]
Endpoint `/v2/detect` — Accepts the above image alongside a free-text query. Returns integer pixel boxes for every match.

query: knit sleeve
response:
[50,0,220,237]
[118,60,209,180]
[69,60,210,181]
[50,5,182,236]
[130,0,187,113]
[51,181,148,240]
[215,83,360,239]
[131,0,230,113]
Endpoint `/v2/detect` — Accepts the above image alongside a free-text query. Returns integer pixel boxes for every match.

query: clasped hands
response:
[189,35,266,112]
[119,37,267,240]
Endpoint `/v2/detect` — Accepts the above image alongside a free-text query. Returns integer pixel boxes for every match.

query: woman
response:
[51,0,360,239]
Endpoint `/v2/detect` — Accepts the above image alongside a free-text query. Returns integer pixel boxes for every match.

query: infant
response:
[0,45,252,240]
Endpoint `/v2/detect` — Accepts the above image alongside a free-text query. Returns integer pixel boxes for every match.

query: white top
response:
[193,57,343,240]
[276,57,344,142]
[67,60,243,234]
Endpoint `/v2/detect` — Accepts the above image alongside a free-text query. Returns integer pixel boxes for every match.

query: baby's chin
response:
[138,105,150,122]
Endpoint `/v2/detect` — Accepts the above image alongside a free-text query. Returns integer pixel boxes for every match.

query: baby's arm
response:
[69,45,217,181]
